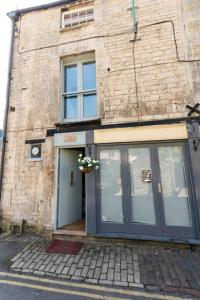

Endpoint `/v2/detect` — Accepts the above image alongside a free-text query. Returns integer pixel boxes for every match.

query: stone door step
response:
[53,229,87,237]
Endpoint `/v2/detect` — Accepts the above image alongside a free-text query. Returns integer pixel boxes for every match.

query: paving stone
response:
[62,267,70,275]
[133,254,138,261]
[31,252,40,260]
[85,278,98,284]
[44,262,54,272]
[133,262,140,271]
[146,285,161,292]
[28,263,36,270]
[101,263,108,274]
[107,269,114,281]
[24,253,34,262]
[127,268,134,275]
[43,255,53,265]
[49,265,58,273]
[85,257,92,266]
[10,258,23,269]
[121,261,127,270]
[52,254,60,262]
[66,257,75,267]
[87,269,94,279]
[58,274,71,279]
[81,266,89,277]
[68,264,77,276]
[33,271,45,276]
[108,259,115,268]
[16,261,26,269]
[121,269,127,282]
[71,276,84,282]
[39,264,47,271]
[113,281,128,287]
[55,256,64,265]
[21,251,31,259]
[55,262,65,275]
[74,255,81,264]
[96,257,103,267]
[128,274,134,282]
[45,272,58,278]
[11,252,23,262]
[114,272,121,281]
[34,260,44,270]
[93,267,101,279]
[78,258,85,268]
[90,259,97,269]
[128,283,144,288]
[99,280,113,285]
[23,260,33,269]
[63,255,70,263]
[21,268,33,274]
[72,268,81,277]
[34,255,44,263]
[134,270,141,283]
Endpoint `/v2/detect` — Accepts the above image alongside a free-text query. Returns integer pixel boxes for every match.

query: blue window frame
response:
[62,57,97,122]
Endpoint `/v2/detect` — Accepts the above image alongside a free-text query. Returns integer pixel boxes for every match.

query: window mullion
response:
[79,61,83,118]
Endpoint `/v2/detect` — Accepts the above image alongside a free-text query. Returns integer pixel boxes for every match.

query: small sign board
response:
[54,132,86,147]
[142,169,152,183]
[64,134,77,143]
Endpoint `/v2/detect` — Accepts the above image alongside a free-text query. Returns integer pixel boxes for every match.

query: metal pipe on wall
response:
[132,0,137,33]
[0,14,16,199]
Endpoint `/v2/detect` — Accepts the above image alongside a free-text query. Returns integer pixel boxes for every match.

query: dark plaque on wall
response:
[142,169,152,183]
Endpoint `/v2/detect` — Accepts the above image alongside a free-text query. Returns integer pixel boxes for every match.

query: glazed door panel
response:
[156,144,195,237]
[99,148,123,223]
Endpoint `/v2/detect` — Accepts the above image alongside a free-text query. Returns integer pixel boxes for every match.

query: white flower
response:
[79,154,82,158]
[88,164,92,167]
[95,166,99,170]
[79,166,83,170]
[78,159,81,162]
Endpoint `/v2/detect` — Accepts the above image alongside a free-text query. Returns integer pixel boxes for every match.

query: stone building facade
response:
[1,0,200,242]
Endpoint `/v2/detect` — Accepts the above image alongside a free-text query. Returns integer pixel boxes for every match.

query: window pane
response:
[100,149,123,223]
[64,65,77,93]
[128,147,156,225]
[158,145,192,227]
[83,94,97,117]
[83,62,96,90]
[64,97,77,119]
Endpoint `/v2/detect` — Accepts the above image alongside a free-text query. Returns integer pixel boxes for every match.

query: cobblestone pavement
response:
[7,235,200,298]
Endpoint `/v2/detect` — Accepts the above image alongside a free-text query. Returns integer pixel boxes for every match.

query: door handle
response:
[157,183,162,193]
[70,171,74,186]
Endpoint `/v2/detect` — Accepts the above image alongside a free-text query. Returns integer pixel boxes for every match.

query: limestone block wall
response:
[1,0,200,232]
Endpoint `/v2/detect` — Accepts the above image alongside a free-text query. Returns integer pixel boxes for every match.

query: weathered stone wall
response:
[1,0,200,233]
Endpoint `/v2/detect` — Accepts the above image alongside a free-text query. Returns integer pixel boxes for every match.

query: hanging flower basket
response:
[81,166,93,174]
[78,154,100,174]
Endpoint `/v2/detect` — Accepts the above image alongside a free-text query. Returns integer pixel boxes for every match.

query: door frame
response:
[54,145,86,231]
[96,141,198,239]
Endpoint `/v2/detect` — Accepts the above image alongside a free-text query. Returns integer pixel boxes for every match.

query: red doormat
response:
[47,239,83,255]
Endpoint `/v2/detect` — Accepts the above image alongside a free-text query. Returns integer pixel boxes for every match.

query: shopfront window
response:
[99,149,123,223]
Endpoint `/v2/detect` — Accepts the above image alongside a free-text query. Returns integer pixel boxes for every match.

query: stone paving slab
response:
[6,234,200,297]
